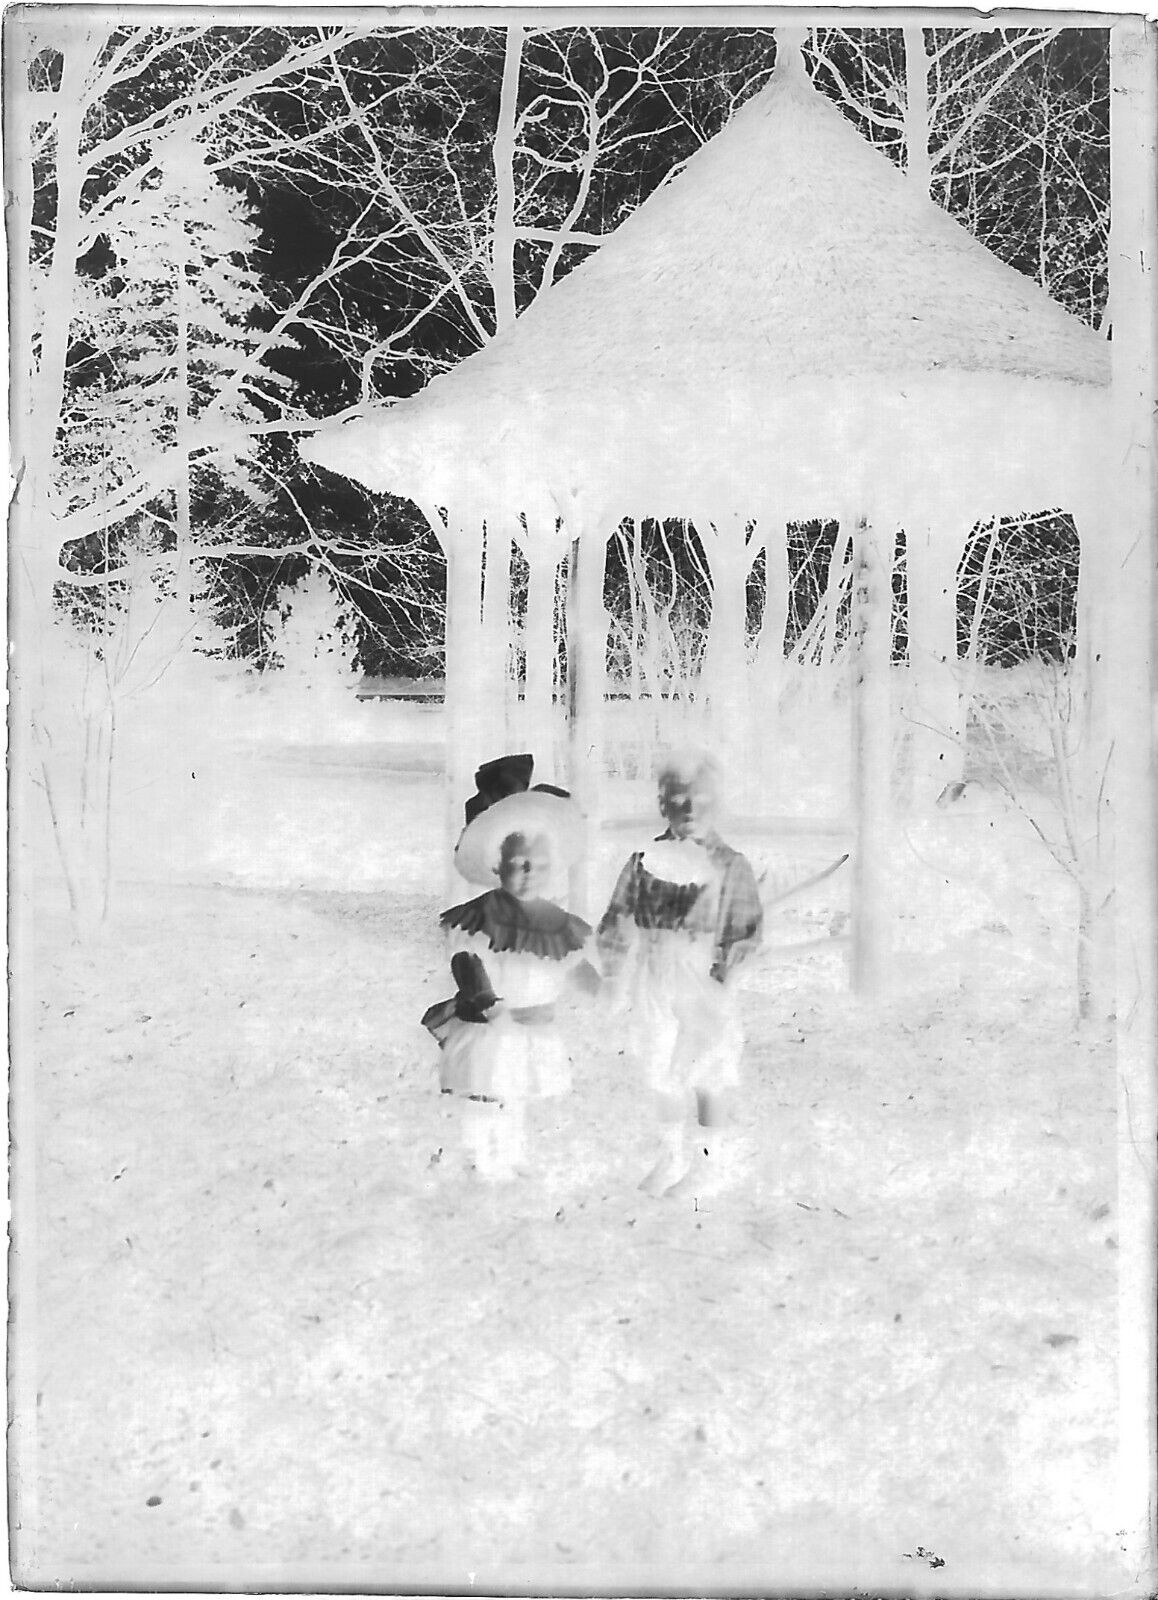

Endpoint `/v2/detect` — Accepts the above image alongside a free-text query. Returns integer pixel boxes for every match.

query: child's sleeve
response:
[712,854,764,981]
[595,853,641,979]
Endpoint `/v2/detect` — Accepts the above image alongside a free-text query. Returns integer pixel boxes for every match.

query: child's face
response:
[498,833,552,900]
[658,775,716,840]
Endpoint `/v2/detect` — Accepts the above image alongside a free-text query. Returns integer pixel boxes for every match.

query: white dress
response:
[596,834,763,1096]
[424,889,591,1103]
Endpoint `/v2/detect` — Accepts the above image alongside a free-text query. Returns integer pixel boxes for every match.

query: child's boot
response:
[489,1101,530,1181]
[639,1123,687,1196]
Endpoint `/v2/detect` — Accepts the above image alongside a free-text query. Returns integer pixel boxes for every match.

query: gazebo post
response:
[520,516,565,780]
[818,518,853,684]
[849,512,894,997]
[754,509,789,693]
[564,518,609,914]
[754,509,790,793]
[697,510,757,798]
[1068,506,1117,1026]
[418,501,486,880]
[481,518,515,750]
[904,518,966,802]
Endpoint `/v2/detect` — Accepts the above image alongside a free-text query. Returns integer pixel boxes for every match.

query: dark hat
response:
[463,754,536,825]
[462,753,575,826]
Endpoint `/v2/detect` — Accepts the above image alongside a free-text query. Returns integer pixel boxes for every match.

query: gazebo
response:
[302,30,1111,969]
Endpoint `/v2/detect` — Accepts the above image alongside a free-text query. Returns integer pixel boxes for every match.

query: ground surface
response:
[14,702,1129,1593]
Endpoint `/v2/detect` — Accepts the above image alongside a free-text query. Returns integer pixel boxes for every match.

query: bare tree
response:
[7,19,433,922]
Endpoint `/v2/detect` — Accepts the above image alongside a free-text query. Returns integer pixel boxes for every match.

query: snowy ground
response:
[13,689,1129,1594]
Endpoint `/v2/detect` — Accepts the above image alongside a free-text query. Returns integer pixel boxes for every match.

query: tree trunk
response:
[174,256,195,620]
[849,515,893,997]
[903,25,933,197]
[819,519,852,671]
[904,521,965,801]
[26,33,102,483]
[491,25,524,335]
[8,27,102,610]
[960,517,1001,699]
[7,61,41,600]
[565,526,609,913]
[8,28,120,933]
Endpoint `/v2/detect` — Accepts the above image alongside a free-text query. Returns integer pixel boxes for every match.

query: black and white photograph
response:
[7,5,1157,1594]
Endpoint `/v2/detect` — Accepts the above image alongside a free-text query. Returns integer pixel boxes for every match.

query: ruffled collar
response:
[641,834,718,886]
[441,889,591,960]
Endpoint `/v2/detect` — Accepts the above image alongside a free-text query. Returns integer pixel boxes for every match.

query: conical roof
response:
[303,43,1109,525]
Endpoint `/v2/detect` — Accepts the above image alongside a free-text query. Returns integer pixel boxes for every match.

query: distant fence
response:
[354,675,698,706]
[355,675,446,703]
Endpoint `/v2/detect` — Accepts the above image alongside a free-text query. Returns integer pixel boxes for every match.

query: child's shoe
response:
[462,1097,499,1180]
[664,1129,733,1201]
[467,1099,530,1182]
[639,1152,684,1195]
[639,1125,687,1196]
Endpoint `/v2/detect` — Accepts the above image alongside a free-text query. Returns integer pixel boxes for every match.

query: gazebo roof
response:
[303,40,1110,527]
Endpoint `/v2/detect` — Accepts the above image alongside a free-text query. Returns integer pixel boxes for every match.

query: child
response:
[423,788,597,1181]
[597,749,763,1198]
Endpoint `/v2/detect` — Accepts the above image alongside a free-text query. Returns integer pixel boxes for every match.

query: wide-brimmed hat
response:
[453,788,585,887]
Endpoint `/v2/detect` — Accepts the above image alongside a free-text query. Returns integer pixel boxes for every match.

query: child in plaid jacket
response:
[597,750,762,1198]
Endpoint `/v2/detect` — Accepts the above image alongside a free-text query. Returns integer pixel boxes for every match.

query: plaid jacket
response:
[597,830,763,983]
